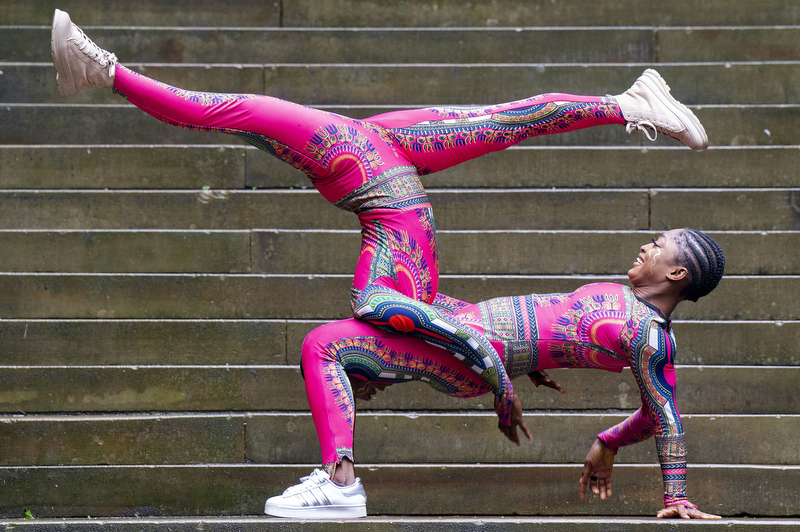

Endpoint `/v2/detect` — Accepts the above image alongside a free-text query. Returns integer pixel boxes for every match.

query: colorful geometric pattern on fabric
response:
[357,216,435,304]
[332,336,485,398]
[390,99,622,154]
[113,64,625,436]
[332,165,428,213]
[390,99,622,152]
[657,435,695,508]
[352,284,515,424]
[305,282,693,505]
[305,123,386,186]
[596,404,658,452]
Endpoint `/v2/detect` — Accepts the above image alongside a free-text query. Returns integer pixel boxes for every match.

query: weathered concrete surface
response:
[0,464,797,517]
[1,319,796,367]
[424,147,800,188]
[0,0,280,26]
[0,107,241,147]
[282,0,800,27]
[0,366,796,414]
[658,28,800,62]
[0,319,294,365]
[245,413,800,465]
[651,189,800,231]
[0,64,264,106]
[4,64,800,106]
[2,412,795,466]
[0,146,246,189]
[250,230,800,275]
[0,274,797,320]
[0,231,251,273]
[8,107,800,149]
[676,321,800,366]
[0,415,244,466]
[2,517,800,532]
[0,366,308,413]
[7,27,800,64]
[4,0,800,26]
[0,190,648,231]
[2,28,656,64]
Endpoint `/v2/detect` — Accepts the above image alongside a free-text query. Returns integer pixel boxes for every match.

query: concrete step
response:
[0,274,796,320]
[1,189,799,231]
[0,463,797,517]
[1,144,799,189]
[3,105,798,149]
[0,365,797,414]
[5,27,800,64]
[2,140,797,209]
[1,412,797,466]
[0,229,796,275]
[1,318,797,367]
[4,63,800,106]
[2,517,800,532]
[3,0,799,26]
[0,1,280,27]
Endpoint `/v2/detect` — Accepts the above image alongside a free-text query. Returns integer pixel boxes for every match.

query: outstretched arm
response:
[626,320,720,519]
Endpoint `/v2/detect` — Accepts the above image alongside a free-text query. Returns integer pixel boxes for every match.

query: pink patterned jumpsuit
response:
[112,64,626,424]
[302,283,696,510]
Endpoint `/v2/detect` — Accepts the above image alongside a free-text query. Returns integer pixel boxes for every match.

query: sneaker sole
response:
[51,9,77,98]
[264,503,367,519]
[639,68,708,150]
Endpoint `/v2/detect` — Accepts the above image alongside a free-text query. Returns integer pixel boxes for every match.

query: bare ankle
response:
[331,457,356,486]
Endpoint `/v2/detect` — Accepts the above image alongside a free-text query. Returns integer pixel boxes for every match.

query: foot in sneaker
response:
[51,9,117,98]
[613,68,708,151]
[264,469,367,518]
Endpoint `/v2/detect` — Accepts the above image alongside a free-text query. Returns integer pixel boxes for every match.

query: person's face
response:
[627,229,686,288]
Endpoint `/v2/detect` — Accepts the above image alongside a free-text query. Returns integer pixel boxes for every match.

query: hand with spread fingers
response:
[496,394,532,446]
[657,505,721,520]
[579,438,615,501]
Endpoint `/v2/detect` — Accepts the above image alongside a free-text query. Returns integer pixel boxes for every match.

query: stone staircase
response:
[1,1,799,529]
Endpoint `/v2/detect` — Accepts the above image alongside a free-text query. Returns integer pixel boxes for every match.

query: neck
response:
[632,286,681,318]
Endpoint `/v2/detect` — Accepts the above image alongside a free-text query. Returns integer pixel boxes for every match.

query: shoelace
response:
[283,470,326,495]
[71,26,118,75]
[625,120,658,142]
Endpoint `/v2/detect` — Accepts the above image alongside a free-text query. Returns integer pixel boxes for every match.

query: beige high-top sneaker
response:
[51,9,118,98]
[613,69,708,151]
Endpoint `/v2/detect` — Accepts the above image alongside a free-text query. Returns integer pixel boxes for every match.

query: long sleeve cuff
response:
[656,434,690,508]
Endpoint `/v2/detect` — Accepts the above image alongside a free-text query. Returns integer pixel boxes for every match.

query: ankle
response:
[331,458,356,486]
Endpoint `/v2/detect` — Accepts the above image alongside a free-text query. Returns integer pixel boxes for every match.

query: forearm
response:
[656,434,696,508]
[597,406,657,452]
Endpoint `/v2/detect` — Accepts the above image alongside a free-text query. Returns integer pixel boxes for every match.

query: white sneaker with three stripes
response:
[264,469,367,518]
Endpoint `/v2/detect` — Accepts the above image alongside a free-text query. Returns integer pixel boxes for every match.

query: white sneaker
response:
[614,68,708,150]
[264,469,367,518]
[51,9,117,97]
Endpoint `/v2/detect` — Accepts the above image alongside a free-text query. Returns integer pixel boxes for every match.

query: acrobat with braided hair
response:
[266,229,725,520]
[50,9,715,516]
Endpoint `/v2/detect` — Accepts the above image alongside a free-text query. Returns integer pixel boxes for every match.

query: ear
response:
[666,265,688,281]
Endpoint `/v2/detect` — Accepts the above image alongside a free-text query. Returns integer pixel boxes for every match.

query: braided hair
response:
[673,228,726,302]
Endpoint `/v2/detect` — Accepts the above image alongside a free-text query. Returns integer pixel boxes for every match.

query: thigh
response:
[310,319,492,399]
[352,207,439,305]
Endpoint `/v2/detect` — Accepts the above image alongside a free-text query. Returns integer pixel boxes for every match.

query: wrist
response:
[664,497,697,509]
[597,434,618,455]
